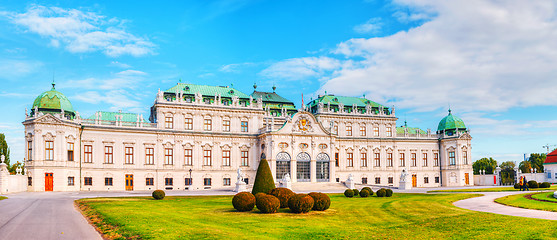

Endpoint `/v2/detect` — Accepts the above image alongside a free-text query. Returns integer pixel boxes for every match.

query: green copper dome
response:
[32,83,75,116]
[437,109,466,132]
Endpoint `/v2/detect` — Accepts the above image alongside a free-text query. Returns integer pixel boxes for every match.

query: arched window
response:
[276,152,291,181]
[316,153,330,182]
[297,152,311,182]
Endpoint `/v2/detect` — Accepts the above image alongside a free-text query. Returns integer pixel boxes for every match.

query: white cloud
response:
[0,59,43,80]
[219,62,255,73]
[109,61,131,68]
[260,57,343,81]
[6,5,155,57]
[353,18,382,34]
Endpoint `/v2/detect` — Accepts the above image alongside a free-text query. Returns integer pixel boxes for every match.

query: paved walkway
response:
[453,191,557,221]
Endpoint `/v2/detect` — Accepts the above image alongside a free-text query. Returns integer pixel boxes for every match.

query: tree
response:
[472,157,497,174]
[519,161,532,173]
[251,158,276,195]
[528,153,545,173]
[499,161,515,185]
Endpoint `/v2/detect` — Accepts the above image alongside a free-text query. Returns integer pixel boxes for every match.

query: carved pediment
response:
[35,114,63,125]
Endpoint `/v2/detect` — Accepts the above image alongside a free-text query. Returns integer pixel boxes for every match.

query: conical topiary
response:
[251,158,276,195]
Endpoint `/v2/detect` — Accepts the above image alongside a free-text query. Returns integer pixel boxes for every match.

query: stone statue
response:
[279,173,292,189]
[1,155,4,164]
[400,168,408,182]
[25,108,28,117]
[347,173,354,181]
[16,166,22,175]
[237,168,243,183]
[282,173,291,183]
[234,168,247,192]
[345,173,355,189]
[34,106,38,117]
[399,168,411,190]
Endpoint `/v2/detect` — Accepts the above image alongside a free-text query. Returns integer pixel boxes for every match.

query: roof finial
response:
[253,82,257,90]
[52,71,56,89]
[404,120,407,127]
[179,78,182,83]
[272,84,276,92]
[448,103,451,114]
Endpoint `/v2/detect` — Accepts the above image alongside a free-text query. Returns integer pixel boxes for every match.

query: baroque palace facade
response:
[23,82,473,191]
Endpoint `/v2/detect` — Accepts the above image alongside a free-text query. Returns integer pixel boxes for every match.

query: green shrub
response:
[252,158,276,195]
[359,189,370,197]
[308,192,330,211]
[376,188,386,197]
[269,187,295,208]
[514,183,520,189]
[385,188,393,197]
[528,180,539,189]
[353,189,359,196]
[362,187,373,196]
[152,190,165,200]
[540,182,551,188]
[232,192,256,212]
[255,194,280,214]
[344,189,354,198]
[255,192,267,199]
[288,194,314,213]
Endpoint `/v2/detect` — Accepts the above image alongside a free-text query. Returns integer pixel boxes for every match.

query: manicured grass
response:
[0,196,6,201]
[429,185,557,193]
[495,192,557,212]
[77,193,557,240]
[532,192,557,202]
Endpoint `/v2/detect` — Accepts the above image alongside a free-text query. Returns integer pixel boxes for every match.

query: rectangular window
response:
[184,149,193,166]
[84,145,93,163]
[387,153,393,167]
[67,142,74,161]
[361,152,367,167]
[335,153,339,167]
[84,177,92,186]
[204,178,212,186]
[434,153,439,166]
[223,178,231,186]
[105,177,113,186]
[223,120,230,132]
[375,177,381,184]
[422,153,428,166]
[360,125,366,136]
[463,151,468,165]
[241,150,249,166]
[424,177,429,184]
[125,147,134,164]
[411,153,417,167]
[399,153,405,167]
[104,146,113,164]
[374,153,380,167]
[373,127,379,137]
[185,178,192,186]
[45,140,54,160]
[165,178,173,186]
[204,119,212,131]
[165,148,173,165]
[28,177,32,186]
[449,151,456,165]
[388,177,393,184]
[241,121,248,132]
[184,118,193,130]
[165,116,173,129]
[346,126,352,136]
[347,152,354,167]
[68,176,74,186]
[222,150,230,166]
[146,178,154,186]
[435,176,440,183]
[362,177,368,184]
[27,141,33,160]
[386,127,392,137]
[203,149,212,166]
[145,147,154,165]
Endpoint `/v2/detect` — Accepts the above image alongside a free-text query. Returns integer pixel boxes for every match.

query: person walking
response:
[519,176,524,191]
[523,176,529,191]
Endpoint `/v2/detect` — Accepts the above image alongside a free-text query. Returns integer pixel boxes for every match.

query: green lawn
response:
[495,192,557,213]
[428,185,557,193]
[77,193,557,240]
[0,196,6,201]
[532,192,557,202]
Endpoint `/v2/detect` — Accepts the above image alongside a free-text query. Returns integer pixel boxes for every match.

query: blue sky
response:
[1,0,557,165]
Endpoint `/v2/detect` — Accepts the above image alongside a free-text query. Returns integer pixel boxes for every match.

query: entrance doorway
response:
[45,173,53,191]
[465,173,470,185]
[125,174,134,191]
[412,174,417,187]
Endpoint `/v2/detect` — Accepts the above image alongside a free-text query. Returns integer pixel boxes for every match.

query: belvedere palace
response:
[22,82,473,191]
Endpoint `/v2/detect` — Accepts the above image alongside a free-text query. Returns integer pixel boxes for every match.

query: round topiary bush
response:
[359,189,370,197]
[288,194,314,213]
[152,190,165,200]
[376,188,386,197]
[269,187,295,208]
[353,189,360,197]
[255,194,280,214]
[528,180,539,189]
[255,192,267,199]
[514,183,520,189]
[232,192,256,212]
[362,187,373,196]
[540,182,551,188]
[385,188,393,197]
[309,192,330,211]
[344,189,354,198]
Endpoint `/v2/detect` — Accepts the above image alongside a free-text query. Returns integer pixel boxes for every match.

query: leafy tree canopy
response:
[472,157,497,174]
[527,153,545,173]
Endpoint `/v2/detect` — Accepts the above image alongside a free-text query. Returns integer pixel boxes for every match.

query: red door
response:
[45,173,53,191]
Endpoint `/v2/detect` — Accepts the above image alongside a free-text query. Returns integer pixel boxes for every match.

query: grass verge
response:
[0,196,6,201]
[495,192,557,212]
[77,193,557,240]
[428,185,557,193]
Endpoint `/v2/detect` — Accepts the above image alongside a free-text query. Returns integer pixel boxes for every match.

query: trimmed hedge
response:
[255,194,280,214]
[232,192,256,212]
[152,190,165,200]
[528,180,539,189]
[269,187,295,208]
[252,159,276,195]
[353,189,360,197]
[309,192,331,211]
[362,187,373,196]
[344,189,354,198]
[376,188,386,197]
[540,182,551,188]
[385,189,393,197]
[359,189,370,197]
[288,194,314,213]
